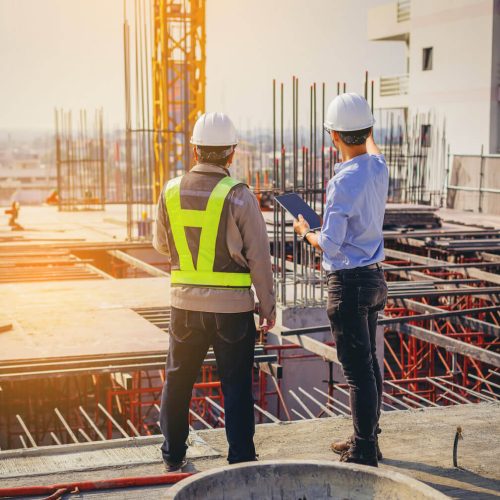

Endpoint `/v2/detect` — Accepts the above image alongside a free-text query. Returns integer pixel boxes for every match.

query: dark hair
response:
[338,127,371,146]
[196,145,235,167]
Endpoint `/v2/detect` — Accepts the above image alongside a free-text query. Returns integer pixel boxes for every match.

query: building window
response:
[421,125,432,147]
[422,47,433,71]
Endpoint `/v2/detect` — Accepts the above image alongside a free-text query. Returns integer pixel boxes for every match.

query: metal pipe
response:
[254,404,281,423]
[270,375,292,421]
[54,408,79,444]
[189,408,212,429]
[50,432,62,445]
[126,419,141,437]
[298,387,336,417]
[97,402,129,439]
[435,377,496,402]
[425,378,471,404]
[312,386,351,414]
[78,428,93,442]
[382,392,413,410]
[291,408,307,420]
[15,415,37,448]
[384,380,439,407]
[289,389,315,419]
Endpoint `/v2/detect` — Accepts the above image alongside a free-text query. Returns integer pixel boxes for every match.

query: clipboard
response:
[274,193,322,230]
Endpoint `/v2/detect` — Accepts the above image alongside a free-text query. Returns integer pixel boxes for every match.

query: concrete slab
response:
[0,204,129,245]
[0,277,170,361]
[0,403,498,499]
[437,208,500,230]
[0,433,218,480]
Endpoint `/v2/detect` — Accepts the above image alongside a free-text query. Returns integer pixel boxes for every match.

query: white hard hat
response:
[191,112,238,146]
[324,93,375,132]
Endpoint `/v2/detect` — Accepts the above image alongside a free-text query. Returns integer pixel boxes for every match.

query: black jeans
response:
[160,307,257,464]
[326,266,387,448]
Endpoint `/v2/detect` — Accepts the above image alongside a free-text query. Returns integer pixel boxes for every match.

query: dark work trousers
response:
[326,265,387,450]
[160,306,257,464]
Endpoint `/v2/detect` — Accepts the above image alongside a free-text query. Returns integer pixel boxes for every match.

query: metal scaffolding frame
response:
[123,0,206,240]
[54,108,105,211]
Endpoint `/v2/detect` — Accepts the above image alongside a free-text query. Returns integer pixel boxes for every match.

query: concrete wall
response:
[490,0,500,153]
[272,305,384,420]
[408,0,495,155]
[371,0,499,155]
[447,154,500,214]
[367,1,410,41]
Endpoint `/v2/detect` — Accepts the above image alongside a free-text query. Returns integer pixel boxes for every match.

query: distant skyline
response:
[0,0,405,132]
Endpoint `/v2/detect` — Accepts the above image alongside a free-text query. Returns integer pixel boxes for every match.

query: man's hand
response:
[259,316,275,333]
[293,214,310,237]
[293,214,322,250]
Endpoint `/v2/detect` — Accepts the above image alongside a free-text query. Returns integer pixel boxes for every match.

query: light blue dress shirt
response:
[317,153,388,272]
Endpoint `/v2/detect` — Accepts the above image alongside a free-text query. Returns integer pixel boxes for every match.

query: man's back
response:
[153,163,275,320]
[321,153,388,270]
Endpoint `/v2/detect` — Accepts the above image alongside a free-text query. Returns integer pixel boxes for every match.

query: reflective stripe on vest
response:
[164,175,252,288]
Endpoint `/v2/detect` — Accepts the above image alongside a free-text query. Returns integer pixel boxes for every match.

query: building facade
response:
[368,0,500,155]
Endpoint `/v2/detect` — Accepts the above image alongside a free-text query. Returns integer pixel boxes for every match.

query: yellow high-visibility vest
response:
[164,176,252,288]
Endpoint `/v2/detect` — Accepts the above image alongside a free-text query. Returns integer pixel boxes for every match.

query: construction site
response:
[0,0,499,498]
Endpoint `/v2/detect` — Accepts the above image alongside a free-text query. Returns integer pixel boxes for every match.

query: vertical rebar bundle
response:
[54,109,105,211]
[270,74,447,307]
[123,0,155,239]
[380,109,447,206]
[123,0,206,240]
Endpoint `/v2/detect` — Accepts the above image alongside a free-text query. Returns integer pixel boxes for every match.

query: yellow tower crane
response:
[152,0,206,200]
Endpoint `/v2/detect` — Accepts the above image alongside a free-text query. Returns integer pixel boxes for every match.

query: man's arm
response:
[152,190,171,257]
[232,187,276,327]
[293,179,350,257]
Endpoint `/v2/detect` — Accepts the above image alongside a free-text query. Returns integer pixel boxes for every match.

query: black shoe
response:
[228,456,258,465]
[331,435,383,461]
[376,427,383,461]
[339,442,378,467]
[164,457,188,472]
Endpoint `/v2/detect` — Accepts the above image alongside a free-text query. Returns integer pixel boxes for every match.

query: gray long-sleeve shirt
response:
[153,163,276,320]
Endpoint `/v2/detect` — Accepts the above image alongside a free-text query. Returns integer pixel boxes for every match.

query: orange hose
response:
[0,472,193,498]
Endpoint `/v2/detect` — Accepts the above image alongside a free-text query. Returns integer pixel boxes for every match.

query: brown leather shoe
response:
[331,435,383,461]
[330,436,353,455]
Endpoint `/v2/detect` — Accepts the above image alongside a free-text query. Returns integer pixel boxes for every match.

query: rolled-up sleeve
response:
[317,179,350,259]
[152,189,171,257]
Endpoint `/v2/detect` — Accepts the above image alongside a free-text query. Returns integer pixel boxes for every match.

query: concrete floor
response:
[0,276,170,361]
[1,403,498,499]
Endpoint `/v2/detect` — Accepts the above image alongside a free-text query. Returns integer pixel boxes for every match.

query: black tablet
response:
[274,193,322,230]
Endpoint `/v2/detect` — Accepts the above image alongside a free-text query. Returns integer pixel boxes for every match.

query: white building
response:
[368,0,500,155]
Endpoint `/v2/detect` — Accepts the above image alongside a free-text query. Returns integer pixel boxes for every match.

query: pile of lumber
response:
[384,204,441,229]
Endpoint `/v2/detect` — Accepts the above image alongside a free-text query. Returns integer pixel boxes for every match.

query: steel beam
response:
[384,248,500,285]
[390,321,500,368]
[398,300,500,338]
[107,249,169,277]
[389,286,500,300]
[268,327,339,364]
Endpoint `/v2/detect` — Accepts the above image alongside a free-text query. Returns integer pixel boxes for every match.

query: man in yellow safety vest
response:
[153,112,276,471]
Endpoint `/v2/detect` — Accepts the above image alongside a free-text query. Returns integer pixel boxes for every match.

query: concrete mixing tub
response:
[166,460,449,500]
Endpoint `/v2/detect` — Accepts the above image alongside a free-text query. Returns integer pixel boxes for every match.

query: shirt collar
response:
[190,163,231,176]
[334,153,370,174]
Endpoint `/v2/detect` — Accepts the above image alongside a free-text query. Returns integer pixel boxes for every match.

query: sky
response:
[0,0,405,132]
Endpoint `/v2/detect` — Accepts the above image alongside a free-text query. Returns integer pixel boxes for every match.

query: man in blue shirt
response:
[293,93,388,467]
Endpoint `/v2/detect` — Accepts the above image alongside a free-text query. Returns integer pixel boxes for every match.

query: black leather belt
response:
[329,262,382,276]
[360,263,383,271]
